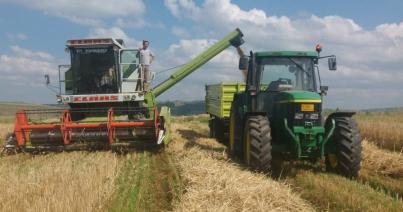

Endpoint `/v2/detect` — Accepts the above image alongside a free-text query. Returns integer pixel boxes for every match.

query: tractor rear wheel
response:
[325,117,362,178]
[243,115,272,172]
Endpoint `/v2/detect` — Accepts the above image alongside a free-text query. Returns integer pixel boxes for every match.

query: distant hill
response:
[0,102,60,116]
[158,100,205,116]
[158,101,403,116]
[2,101,400,117]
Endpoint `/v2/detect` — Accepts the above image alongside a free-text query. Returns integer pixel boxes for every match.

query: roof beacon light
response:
[315,44,322,53]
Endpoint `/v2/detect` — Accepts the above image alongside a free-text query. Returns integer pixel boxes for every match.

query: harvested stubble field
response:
[0,107,402,211]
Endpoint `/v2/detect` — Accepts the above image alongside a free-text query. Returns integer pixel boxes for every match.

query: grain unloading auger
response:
[3,29,244,152]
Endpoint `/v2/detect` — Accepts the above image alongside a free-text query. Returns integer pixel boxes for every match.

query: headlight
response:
[309,113,319,120]
[294,113,304,120]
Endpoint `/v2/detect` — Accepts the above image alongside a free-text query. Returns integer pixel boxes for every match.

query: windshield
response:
[258,57,316,92]
[70,47,118,94]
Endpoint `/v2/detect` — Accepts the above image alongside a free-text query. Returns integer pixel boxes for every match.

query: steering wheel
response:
[265,78,292,92]
[277,78,292,85]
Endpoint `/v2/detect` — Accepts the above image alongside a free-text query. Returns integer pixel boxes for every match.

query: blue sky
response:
[0,0,402,109]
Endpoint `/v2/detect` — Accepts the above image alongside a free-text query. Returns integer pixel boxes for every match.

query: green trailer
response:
[206,46,362,178]
[205,82,245,141]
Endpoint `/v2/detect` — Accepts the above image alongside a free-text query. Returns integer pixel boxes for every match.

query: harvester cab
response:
[4,29,244,153]
[57,38,148,118]
[229,46,362,178]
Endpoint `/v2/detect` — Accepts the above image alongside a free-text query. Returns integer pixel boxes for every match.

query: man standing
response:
[139,40,154,90]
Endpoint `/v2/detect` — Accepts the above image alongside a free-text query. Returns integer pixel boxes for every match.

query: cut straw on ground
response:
[169,117,314,212]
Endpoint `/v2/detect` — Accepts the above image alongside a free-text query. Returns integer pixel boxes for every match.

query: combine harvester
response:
[3,29,244,152]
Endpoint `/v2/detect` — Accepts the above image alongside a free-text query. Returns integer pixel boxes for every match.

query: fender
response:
[327,111,356,119]
[325,110,356,133]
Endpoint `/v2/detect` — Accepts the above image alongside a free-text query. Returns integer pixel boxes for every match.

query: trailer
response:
[205,82,245,142]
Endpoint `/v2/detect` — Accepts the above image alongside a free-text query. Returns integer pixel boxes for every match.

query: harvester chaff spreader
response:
[4,29,244,152]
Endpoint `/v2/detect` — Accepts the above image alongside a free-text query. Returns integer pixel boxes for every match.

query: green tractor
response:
[222,46,361,177]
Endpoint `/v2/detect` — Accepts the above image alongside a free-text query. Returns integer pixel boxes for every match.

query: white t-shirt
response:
[140,48,154,65]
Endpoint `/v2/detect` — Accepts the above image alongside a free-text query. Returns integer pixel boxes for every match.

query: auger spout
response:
[152,28,244,97]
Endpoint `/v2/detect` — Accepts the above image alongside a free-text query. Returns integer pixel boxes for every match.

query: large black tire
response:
[325,117,362,178]
[209,118,215,138]
[209,117,225,142]
[229,103,242,157]
[243,115,272,172]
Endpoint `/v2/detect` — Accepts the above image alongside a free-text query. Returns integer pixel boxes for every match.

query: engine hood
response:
[275,90,322,103]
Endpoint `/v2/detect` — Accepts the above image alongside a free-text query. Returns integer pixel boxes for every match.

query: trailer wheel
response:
[243,115,272,172]
[229,104,242,157]
[209,117,224,142]
[209,118,215,138]
[325,117,362,178]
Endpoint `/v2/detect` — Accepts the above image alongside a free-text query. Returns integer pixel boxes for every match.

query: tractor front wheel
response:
[243,115,272,172]
[325,117,362,178]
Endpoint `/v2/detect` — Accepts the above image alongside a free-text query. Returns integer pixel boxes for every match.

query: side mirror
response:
[320,85,328,96]
[328,57,337,71]
[239,56,249,70]
[44,74,50,85]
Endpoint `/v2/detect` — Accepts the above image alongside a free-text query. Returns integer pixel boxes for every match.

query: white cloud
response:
[0,46,66,103]
[89,27,141,48]
[0,45,62,99]
[3,0,145,26]
[160,0,403,109]
[7,33,28,41]
[164,0,199,18]
[10,45,54,60]
[171,26,190,38]
[0,46,56,75]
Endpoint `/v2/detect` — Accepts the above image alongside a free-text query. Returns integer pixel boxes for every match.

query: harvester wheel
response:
[243,115,272,172]
[325,117,362,178]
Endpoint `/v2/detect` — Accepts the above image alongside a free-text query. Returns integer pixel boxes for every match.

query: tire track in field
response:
[106,149,182,212]
[169,116,314,212]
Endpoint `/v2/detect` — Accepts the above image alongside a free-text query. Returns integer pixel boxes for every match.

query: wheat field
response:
[356,111,403,152]
[0,111,402,211]
[0,152,121,212]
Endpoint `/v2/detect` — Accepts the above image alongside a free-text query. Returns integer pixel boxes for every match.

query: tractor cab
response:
[239,49,337,124]
[255,52,318,93]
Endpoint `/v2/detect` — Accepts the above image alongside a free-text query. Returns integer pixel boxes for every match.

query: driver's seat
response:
[267,80,292,92]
